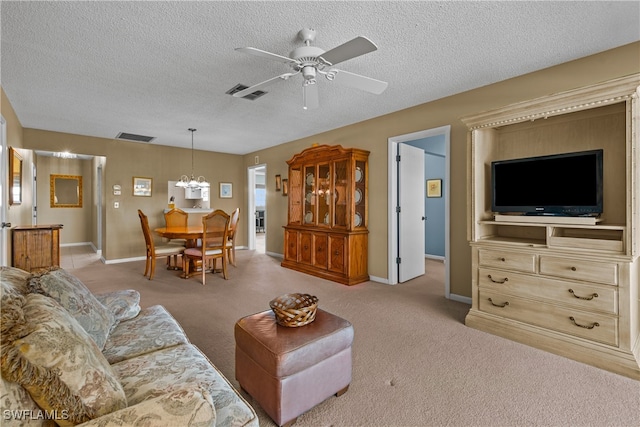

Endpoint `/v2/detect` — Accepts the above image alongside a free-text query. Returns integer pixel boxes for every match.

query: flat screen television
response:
[491,149,603,216]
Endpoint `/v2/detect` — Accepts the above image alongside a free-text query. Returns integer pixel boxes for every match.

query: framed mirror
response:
[8,147,22,205]
[50,174,83,208]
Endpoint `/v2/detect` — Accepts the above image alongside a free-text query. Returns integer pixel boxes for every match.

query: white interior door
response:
[398,143,425,282]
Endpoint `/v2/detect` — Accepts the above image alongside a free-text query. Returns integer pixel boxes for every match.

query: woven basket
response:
[269,293,319,327]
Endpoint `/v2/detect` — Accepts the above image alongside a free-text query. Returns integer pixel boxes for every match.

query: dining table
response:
[154,225,205,248]
[154,225,226,278]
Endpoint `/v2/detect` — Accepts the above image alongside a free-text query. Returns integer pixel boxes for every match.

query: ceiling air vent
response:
[226,84,267,101]
[115,132,156,143]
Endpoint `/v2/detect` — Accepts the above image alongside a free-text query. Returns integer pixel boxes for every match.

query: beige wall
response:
[21,129,246,260]
[2,88,33,262]
[3,42,639,297]
[244,42,640,297]
[35,155,93,244]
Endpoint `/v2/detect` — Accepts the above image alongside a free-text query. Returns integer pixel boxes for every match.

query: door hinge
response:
[396,206,401,213]
[396,154,401,162]
[396,257,401,264]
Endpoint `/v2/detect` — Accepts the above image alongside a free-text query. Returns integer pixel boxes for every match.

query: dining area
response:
[138,207,240,285]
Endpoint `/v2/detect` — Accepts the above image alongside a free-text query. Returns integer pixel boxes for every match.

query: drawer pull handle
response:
[569,316,599,329]
[570,266,577,271]
[568,289,598,300]
[487,275,508,284]
[488,298,509,308]
[499,257,506,262]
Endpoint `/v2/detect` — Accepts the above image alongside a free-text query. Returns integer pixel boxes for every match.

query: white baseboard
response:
[449,293,472,305]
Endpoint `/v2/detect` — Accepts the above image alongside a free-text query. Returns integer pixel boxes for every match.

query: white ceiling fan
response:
[233,28,388,110]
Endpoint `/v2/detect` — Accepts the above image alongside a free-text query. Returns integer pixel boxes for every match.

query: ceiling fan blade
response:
[319,36,378,66]
[235,47,299,65]
[329,69,388,94]
[303,82,319,110]
[233,72,298,98]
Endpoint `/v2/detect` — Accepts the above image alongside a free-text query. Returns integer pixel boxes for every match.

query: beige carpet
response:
[68,248,640,427]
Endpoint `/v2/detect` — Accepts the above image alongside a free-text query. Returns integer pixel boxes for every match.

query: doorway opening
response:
[388,125,451,296]
[248,164,266,253]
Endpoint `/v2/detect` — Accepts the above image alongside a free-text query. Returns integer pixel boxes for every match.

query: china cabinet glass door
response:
[333,160,348,227]
[354,159,366,228]
[304,165,315,224]
[318,163,330,226]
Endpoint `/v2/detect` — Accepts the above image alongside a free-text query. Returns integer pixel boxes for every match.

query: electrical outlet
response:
[114,202,119,209]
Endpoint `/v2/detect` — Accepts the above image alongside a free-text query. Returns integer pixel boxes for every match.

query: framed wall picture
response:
[427,179,442,198]
[282,178,288,196]
[133,176,152,197]
[275,174,282,191]
[8,147,22,205]
[220,182,233,198]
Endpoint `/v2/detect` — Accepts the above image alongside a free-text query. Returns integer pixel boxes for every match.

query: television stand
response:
[463,74,640,380]
[494,214,601,225]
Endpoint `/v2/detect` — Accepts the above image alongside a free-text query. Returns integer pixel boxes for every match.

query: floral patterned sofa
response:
[0,266,258,427]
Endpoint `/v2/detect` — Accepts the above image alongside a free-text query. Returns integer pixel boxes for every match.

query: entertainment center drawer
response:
[478,268,617,314]
[478,249,535,273]
[539,256,618,285]
[478,290,618,346]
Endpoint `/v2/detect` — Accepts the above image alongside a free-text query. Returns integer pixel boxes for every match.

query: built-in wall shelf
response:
[477,220,626,254]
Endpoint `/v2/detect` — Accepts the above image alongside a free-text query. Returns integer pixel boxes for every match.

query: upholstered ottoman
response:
[235,308,354,427]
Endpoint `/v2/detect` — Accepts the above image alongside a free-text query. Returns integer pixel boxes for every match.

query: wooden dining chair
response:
[183,209,230,285]
[163,208,189,269]
[137,210,185,280]
[227,208,240,266]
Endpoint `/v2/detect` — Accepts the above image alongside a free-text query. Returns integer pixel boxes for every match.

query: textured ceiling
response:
[2,1,639,155]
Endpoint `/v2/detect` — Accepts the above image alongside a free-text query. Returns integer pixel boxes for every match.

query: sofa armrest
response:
[95,290,141,322]
[77,387,216,427]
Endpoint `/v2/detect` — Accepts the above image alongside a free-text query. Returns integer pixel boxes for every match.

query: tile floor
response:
[60,245,101,270]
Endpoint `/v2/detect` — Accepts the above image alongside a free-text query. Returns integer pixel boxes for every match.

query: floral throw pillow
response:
[1,293,127,427]
[95,289,141,322]
[27,268,116,350]
[0,375,42,427]
[0,266,31,296]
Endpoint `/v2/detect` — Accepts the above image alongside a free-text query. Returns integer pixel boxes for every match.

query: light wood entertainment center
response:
[463,74,640,379]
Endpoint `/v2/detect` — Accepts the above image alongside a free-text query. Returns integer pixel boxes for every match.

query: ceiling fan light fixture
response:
[235,29,387,110]
[302,66,316,81]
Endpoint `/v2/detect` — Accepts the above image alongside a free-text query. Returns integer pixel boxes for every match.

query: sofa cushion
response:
[102,305,189,364]
[95,289,141,322]
[27,267,116,350]
[1,293,127,426]
[76,387,216,427]
[112,344,257,427]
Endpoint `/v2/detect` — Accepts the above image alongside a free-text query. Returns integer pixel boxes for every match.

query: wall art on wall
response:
[220,182,233,198]
[133,177,152,197]
[427,179,442,198]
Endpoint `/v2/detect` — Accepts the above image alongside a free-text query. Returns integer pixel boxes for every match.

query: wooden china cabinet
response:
[282,144,369,285]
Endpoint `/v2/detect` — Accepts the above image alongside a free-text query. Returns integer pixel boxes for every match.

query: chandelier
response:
[176,128,209,188]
